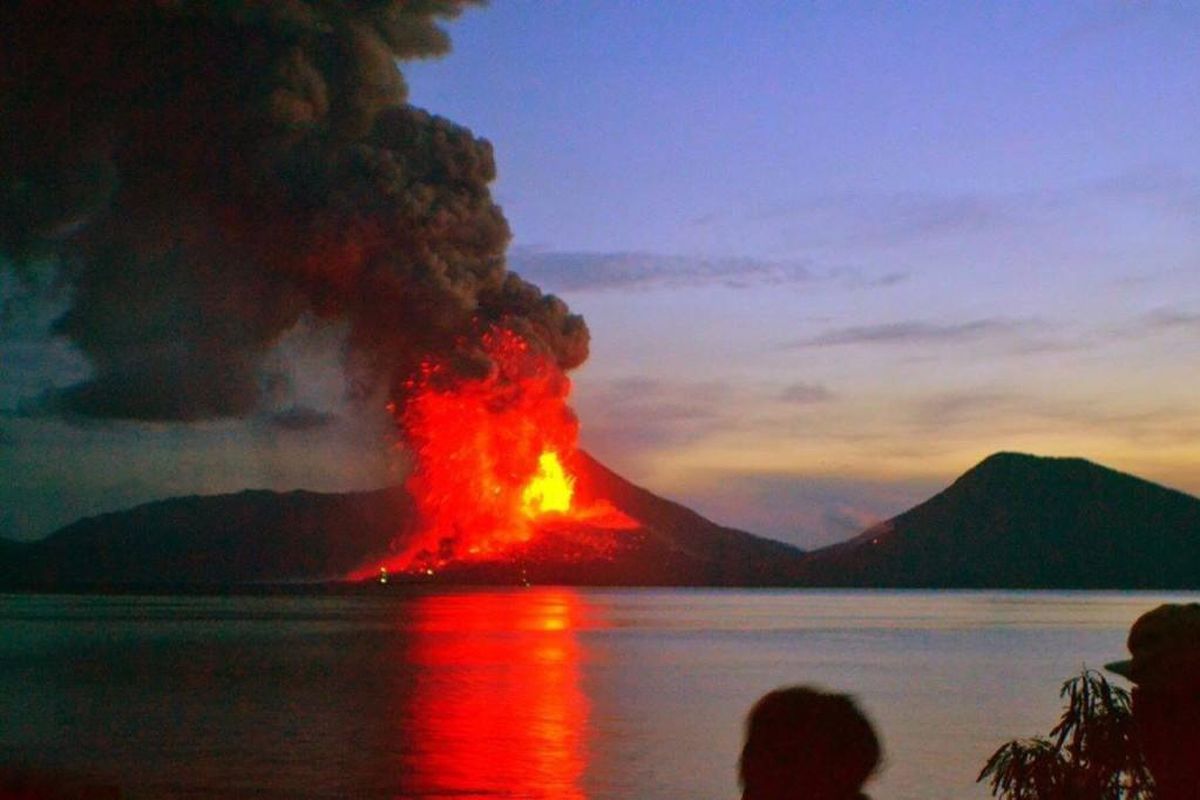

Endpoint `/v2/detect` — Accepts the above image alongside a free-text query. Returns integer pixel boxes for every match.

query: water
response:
[1,589,1195,799]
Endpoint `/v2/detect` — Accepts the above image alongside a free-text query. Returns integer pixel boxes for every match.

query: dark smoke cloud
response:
[0,0,587,421]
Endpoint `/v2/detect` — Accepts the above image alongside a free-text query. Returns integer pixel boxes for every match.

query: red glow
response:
[402,590,592,799]
[359,326,635,578]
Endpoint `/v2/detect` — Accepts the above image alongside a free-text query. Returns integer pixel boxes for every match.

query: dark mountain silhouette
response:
[6,451,1196,590]
[0,451,805,589]
[795,452,1200,588]
[2,486,415,589]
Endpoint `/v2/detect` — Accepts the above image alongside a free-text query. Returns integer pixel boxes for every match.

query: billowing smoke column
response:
[0,0,588,422]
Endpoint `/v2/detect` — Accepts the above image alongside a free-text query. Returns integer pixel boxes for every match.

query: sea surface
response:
[1,588,1196,799]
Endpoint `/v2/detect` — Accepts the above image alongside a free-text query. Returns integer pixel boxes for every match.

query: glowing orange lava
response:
[359,326,635,578]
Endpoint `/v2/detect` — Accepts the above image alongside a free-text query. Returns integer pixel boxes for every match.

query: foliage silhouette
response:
[978,669,1153,799]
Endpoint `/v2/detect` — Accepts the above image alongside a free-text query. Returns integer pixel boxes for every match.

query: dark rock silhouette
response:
[796,452,1200,588]
[3,486,414,588]
[4,451,1198,590]
[0,452,805,589]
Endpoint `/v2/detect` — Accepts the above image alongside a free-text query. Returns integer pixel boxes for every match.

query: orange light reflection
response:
[403,590,592,799]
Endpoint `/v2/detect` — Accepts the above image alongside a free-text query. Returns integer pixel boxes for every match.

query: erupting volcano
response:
[352,327,636,580]
[2,2,808,589]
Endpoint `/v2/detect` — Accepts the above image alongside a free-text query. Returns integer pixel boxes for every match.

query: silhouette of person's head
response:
[739,686,881,800]
[1107,603,1200,800]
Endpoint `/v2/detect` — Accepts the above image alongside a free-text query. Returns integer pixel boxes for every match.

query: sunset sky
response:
[3,2,1198,547]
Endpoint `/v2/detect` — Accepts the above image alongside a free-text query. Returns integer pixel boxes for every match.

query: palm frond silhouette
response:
[978,669,1153,799]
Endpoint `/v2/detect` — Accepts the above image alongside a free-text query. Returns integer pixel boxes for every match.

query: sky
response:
[2,1,1198,548]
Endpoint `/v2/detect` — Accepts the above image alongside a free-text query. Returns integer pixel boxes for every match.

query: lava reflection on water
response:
[403,590,594,799]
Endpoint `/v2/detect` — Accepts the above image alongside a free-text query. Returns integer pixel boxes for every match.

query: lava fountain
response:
[357,326,635,579]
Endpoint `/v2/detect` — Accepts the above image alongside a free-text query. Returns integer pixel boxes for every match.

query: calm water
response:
[1,589,1196,799]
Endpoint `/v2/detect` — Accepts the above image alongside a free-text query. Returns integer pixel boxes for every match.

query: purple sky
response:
[3,2,1198,547]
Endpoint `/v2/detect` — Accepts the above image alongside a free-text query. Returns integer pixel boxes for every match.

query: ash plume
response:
[0,1,587,421]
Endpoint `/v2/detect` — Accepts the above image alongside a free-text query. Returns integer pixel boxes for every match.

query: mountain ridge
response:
[3,451,1197,590]
[0,451,806,589]
[795,451,1200,588]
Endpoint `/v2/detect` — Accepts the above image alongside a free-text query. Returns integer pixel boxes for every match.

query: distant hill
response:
[0,451,806,589]
[2,486,415,588]
[795,452,1200,588]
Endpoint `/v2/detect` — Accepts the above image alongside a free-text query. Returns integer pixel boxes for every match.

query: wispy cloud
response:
[901,388,1200,447]
[778,382,835,405]
[575,377,732,455]
[1140,307,1200,334]
[508,248,816,293]
[833,193,1004,245]
[863,271,910,288]
[1095,306,1200,342]
[782,318,1020,349]
[1048,3,1160,51]
[1092,167,1200,217]
[736,165,1200,255]
[754,191,1012,251]
[908,390,1021,428]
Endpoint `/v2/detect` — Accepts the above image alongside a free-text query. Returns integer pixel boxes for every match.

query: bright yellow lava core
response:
[521,450,575,517]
